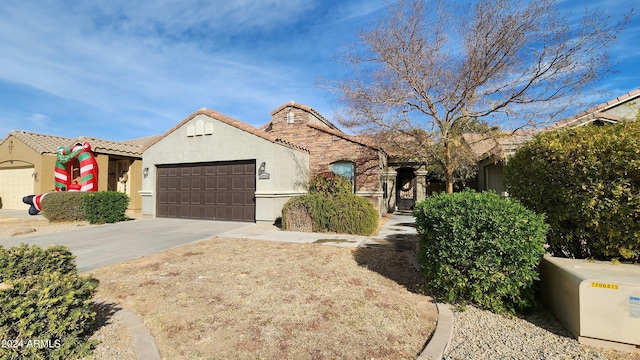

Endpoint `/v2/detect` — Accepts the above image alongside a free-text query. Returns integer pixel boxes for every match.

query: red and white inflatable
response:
[23,141,99,215]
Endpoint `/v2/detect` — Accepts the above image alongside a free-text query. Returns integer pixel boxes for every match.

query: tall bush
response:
[414,190,548,314]
[505,120,640,262]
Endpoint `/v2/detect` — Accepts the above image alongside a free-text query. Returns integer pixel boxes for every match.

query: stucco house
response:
[140,102,389,223]
[0,130,156,213]
[475,89,640,194]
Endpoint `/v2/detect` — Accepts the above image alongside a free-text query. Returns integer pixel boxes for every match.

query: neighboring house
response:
[140,103,389,223]
[0,130,156,213]
[475,89,640,194]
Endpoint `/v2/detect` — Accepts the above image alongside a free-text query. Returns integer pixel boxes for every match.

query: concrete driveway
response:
[0,212,251,272]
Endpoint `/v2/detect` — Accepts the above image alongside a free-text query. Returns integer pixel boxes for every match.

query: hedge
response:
[505,120,640,262]
[40,192,87,222]
[40,191,129,224]
[84,191,130,224]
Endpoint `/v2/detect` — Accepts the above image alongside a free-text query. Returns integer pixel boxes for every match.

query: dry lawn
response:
[90,238,437,359]
[0,217,89,239]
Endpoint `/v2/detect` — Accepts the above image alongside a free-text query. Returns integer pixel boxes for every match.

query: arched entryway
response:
[396,167,416,210]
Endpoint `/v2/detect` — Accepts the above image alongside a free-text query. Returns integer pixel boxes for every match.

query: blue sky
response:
[0,0,637,141]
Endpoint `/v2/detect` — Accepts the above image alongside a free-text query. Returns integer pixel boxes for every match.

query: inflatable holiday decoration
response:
[54,142,99,192]
[23,141,99,215]
[22,193,48,215]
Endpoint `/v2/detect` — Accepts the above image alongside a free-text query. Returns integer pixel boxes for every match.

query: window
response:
[332,161,355,192]
[286,110,295,124]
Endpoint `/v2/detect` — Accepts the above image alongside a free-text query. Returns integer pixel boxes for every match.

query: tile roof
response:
[463,133,500,159]
[541,88,640,131]
[473,88,640,160]
[305,122,384,152]
[7,131,74,154]
[143,108,310,153]
[76,136,159,157]
[5,130,157,157]
[468,129,537,160]
[120,135,163,147]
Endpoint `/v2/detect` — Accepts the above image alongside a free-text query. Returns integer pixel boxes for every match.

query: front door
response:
[396,168,416,210]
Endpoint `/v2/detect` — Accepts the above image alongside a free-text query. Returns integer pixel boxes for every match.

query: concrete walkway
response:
[0,209,452,359]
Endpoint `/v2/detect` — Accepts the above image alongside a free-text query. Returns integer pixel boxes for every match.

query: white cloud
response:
[0,0,636,140]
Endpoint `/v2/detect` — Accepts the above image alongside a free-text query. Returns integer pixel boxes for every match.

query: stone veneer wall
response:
[267,106,387,213]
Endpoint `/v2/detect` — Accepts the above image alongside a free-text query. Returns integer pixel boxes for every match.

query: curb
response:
[404,251,454,360]
[113,307,161,360]
[418,303,453,360]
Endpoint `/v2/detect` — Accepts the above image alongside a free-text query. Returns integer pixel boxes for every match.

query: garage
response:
[156,160,256,222]
[0,167,35,210]
[141,108,310,223]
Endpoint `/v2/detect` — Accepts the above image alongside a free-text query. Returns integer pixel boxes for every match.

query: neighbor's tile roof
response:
[143,108,310,153]
[463,133,500,158]
[8,130,74,154]
[77,135,159,157]
[472,88,640,160]
[6,130,156,157]
[120,135,162,147]
[541,88,640,131]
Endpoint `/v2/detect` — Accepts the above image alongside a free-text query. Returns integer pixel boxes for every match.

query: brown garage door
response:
[156,160,256,222]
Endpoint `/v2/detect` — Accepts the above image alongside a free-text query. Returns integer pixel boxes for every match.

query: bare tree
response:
[327,0,631,193]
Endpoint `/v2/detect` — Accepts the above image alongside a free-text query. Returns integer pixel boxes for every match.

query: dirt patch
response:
[89,238,437,359]
[0,217,89,240]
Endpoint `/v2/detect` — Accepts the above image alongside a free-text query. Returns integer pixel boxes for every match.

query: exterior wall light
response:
[258,162,270,179]
[143,167,149,178]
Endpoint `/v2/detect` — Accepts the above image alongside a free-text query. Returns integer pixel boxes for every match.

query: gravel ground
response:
[83,302,136,360]
[445,305,640,360]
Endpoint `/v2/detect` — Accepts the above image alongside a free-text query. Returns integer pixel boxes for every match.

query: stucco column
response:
[383,169,397,212]
[416,170,429,204]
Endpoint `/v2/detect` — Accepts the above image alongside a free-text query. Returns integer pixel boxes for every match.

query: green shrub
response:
[40,191,129,224]
[0,244,76,280]
[505,121,640,262]
[84,191,130,224]
[0,245,99,359]
[41,192,88,222]
[282,174,378,235]
[328,195,378,235]
[414,190,548,314]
